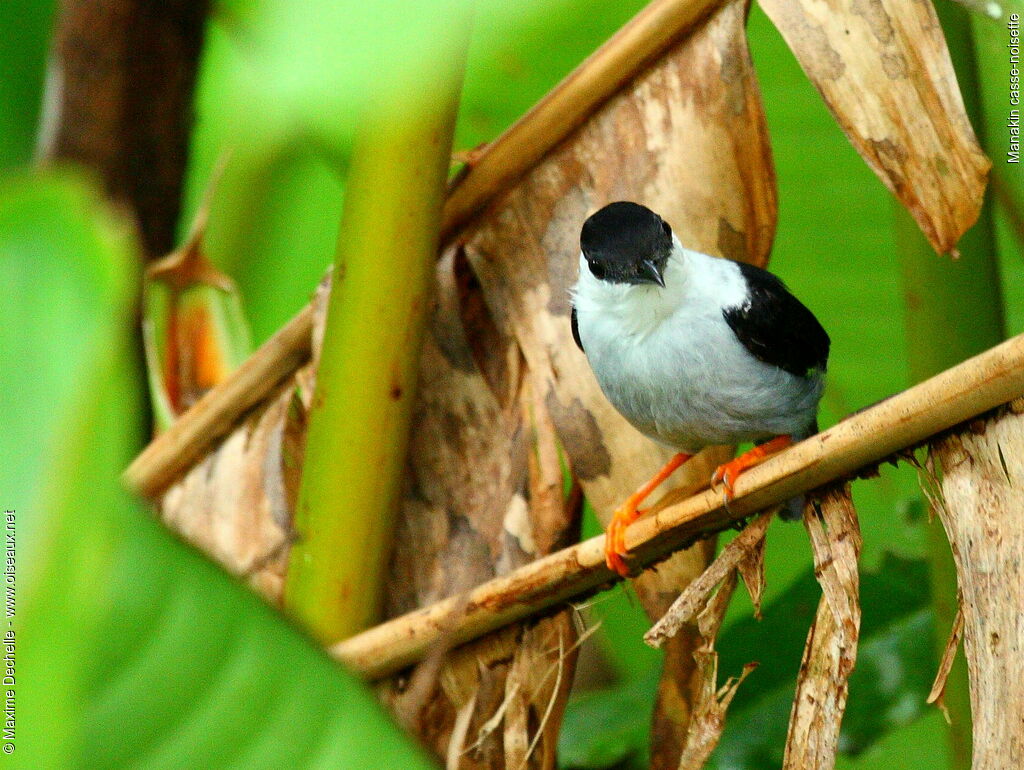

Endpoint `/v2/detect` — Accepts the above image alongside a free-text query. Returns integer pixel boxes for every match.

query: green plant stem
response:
[283,10,472,644]
[897,3,1004,765]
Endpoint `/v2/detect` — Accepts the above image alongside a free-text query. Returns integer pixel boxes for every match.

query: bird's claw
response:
[711,462,740,502]
[604,503,645,578]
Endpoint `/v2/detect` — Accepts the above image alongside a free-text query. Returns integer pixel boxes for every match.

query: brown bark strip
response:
[757,0,989,254]
[679,654,757,770]
[43,0,210,258]
[927,601,965,723]
[783,485,862,770]
[931,407,1024,769]
[644,511,773,648]
[736,520,768,620]
[676,570,756,770]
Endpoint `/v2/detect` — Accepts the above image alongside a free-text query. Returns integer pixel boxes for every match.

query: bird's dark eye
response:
[589,261,607,280]
[661,220,672,238]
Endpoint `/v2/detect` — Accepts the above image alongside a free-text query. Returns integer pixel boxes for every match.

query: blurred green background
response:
[3,0,1021,767]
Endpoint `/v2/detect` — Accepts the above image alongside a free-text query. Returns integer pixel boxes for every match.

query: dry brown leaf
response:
[158,378,299,599]
[644,512,768,768]
[783,485,862,770]
[736,518,768,620]
[758,0,989,254]
[455,0,776,762]
[645,511,773,648]
[675,571,758,769]
[678,654,758,770]
[930,407,1024,768]
[927,599,964,724]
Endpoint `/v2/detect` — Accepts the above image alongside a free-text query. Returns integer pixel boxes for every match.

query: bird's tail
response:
[779,495,805,521]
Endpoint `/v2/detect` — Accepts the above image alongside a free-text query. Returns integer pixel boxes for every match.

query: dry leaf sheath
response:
[783,486,862,770]
[758,0,989,253]
[928,602,965,723]
[440,0,727,240]
[930,408,1024,769]
[676,570,758,770]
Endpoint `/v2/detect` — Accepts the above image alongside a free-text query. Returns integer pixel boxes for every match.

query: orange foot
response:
[605,452,692,577]
[712,435,793,501]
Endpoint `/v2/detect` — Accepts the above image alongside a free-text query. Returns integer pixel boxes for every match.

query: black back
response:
[571,306,583,351]
[723,262,829,377]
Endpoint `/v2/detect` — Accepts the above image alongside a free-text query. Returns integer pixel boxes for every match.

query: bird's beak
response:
[640,259,665,288]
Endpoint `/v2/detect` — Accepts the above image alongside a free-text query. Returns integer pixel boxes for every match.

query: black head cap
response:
[580,201,673,287]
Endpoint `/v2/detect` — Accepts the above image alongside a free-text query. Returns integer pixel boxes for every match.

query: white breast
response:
[572,244,822,452]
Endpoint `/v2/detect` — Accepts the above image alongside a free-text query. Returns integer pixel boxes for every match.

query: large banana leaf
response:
[3,172,433,769]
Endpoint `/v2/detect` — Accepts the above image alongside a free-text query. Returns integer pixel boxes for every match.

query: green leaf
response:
[4,171,432,768]
[0,168,141,553]
[2,168,143,767]
[72,514,436,769]
[558,668,658,770]
[0,0,56,168]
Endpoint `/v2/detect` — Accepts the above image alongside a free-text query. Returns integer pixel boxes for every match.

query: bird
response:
[570,201,830,577]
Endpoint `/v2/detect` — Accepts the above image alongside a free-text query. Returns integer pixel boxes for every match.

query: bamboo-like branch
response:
[331,333,1024,680]
[121,0,725,499]
[283,8,472,643]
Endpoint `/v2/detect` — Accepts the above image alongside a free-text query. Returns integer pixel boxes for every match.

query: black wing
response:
[722,262,829,377]
[571,306,584,352]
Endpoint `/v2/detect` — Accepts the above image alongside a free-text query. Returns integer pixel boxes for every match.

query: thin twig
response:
[519,634,565,770]
[331,333,1024,680]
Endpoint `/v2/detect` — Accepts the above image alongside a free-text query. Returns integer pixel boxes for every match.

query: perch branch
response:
[331,333,1024,680]
[121,0,726,498]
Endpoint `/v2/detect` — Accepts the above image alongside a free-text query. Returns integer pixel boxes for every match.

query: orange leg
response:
[712,435,793,501]
[605,452,692,577]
